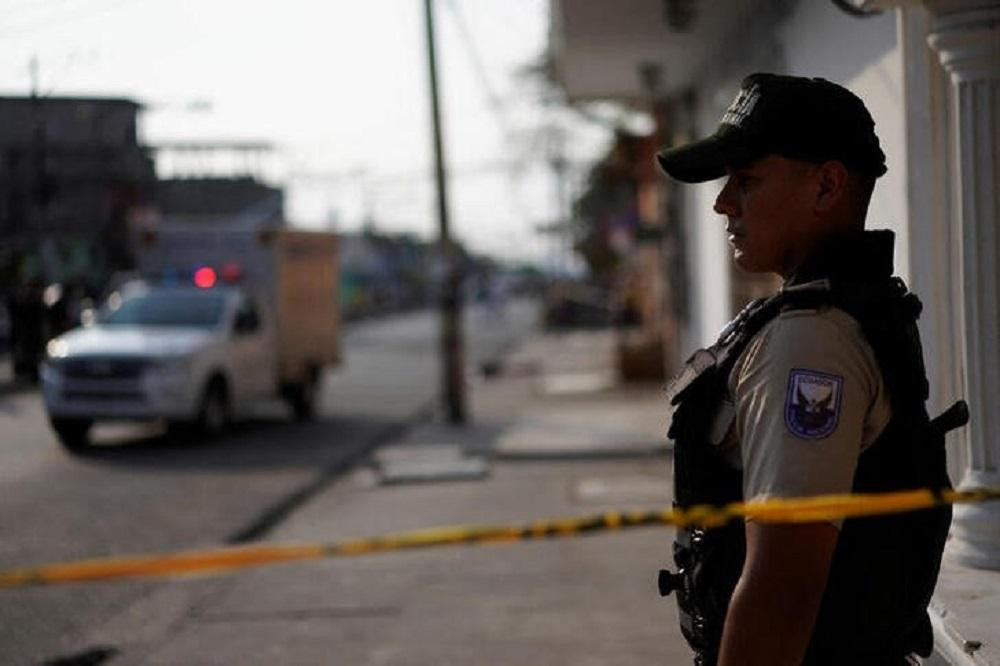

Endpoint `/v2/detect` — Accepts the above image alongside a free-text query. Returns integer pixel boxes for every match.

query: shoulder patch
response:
[784,369,843,439]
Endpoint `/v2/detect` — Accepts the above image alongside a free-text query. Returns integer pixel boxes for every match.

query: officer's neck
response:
[784,229,895,285]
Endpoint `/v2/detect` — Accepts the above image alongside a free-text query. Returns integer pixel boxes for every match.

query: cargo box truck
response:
[40,228,340,452]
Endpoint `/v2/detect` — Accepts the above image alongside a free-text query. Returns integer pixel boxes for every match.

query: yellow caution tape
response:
[1,486,997,589]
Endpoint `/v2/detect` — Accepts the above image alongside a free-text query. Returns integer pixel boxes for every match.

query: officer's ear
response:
[813,160,850,214]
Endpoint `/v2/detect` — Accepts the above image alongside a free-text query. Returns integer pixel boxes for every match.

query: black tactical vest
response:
[659,233,965,665]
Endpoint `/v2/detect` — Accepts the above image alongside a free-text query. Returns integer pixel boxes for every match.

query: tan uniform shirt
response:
[709,306,892,523]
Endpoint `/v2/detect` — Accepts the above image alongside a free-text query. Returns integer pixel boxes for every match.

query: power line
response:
[441,0,513,141]
[0,0,82,21]
[490,1,544,42]
[291,159,531,187]
[0,0,149,38]
[439,0,556,231]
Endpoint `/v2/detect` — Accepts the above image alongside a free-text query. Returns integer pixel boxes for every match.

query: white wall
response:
[677,15,784,348]
[676,1,954,368]
[778,1,911,284]
[681,75,750,349]
[776,3,964,431]
[896,6,967,482]
[684,180,730,348]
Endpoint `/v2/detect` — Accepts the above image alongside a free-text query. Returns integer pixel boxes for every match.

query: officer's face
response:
[714,155,818,277]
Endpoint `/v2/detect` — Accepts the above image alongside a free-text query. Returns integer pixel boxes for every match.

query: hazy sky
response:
[0,0,613,265]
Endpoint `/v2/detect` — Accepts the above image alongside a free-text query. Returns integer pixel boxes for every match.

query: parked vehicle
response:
[40,228,340,452]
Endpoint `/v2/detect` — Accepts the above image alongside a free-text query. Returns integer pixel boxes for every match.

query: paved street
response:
[62,323,686,665]
[0,300,538,665]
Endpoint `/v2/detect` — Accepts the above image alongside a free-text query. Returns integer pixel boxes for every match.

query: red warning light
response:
[194,267,217,288]
[220,262,243,284]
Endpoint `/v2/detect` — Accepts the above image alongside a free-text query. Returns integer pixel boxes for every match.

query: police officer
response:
[656,73,963,665]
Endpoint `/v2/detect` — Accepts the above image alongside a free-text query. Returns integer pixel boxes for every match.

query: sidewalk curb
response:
[492,445,671,462]
[930,601,984,666]
[225,402,436,544]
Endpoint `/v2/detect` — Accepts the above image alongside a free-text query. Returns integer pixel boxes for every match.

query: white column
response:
[927,3,1000,570]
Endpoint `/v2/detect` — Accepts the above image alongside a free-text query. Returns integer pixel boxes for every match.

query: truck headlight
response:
[42,340,69,378]
[46,339,69,361]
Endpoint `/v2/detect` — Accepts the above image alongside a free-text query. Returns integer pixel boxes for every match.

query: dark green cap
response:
[657,73,888,183]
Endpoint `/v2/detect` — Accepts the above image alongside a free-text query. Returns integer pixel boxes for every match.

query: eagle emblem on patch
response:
[785,369,843,439]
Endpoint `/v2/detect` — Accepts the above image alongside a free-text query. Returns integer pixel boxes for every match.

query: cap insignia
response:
[721,85,761,128]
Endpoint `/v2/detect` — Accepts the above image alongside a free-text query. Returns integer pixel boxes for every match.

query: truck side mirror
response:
[234,309,259,335]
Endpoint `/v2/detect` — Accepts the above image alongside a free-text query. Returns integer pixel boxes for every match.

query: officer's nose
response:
[714,177,739,217]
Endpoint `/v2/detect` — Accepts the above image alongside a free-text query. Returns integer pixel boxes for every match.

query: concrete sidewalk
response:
[87,329,690,665]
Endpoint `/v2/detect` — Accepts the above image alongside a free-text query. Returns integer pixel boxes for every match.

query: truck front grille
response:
[60,357,152,380]
[62,389,146,402]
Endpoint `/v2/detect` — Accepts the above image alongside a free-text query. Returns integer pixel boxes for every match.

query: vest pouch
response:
[668,356,747,662]
[666,349,718,407]
[672,523,745,658]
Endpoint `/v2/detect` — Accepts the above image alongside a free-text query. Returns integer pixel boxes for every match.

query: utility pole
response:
[423,0,466,423]
[547,128,568,277]
[29,55,48,278]
[29,56,39,98]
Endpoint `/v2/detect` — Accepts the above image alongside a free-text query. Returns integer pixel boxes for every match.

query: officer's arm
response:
[717,521,839,666]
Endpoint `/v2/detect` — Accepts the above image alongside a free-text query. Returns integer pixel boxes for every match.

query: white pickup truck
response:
[40,229,340,452]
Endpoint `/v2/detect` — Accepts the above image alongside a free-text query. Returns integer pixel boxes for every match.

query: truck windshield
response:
[102,290,227,328]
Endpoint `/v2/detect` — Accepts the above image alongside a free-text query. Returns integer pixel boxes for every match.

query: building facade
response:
[550,0,1000,662]
[0,96,155,283]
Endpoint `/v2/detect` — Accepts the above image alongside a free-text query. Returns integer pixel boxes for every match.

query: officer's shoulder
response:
[770,305,861,339]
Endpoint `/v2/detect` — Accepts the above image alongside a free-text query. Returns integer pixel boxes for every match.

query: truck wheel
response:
[51,418,94,453]
[164,420,191,442]
[286,373,318,421]
[196,379,230,437]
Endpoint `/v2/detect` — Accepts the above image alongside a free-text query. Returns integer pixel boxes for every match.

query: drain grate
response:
[376,445,489,484]
[42,646,119,666]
